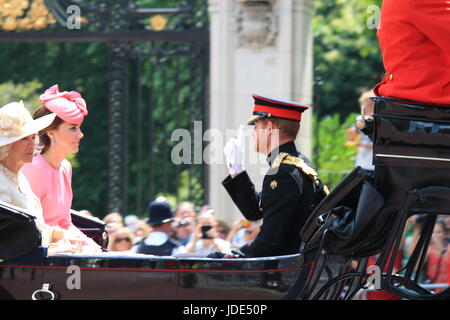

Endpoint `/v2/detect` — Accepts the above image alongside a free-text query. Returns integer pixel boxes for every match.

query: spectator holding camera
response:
[186,210,231,256]
[344,90,375,172]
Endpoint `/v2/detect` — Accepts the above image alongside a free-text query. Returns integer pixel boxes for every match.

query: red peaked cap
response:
[247,94,311,125]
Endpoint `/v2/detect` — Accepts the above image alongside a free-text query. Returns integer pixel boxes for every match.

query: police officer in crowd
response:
[222,94,328,258]
[137,198,185,256]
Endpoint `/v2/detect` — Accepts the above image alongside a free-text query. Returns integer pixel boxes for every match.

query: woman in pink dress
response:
[22,84,100,253]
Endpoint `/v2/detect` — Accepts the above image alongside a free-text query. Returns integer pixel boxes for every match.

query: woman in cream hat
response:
[21,84,101,253]
[0,100,80,255]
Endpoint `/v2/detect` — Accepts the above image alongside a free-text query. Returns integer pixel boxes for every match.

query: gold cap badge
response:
[270,180,278,190]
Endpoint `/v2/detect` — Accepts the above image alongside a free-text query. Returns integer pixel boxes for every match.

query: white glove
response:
[224,125,245,175]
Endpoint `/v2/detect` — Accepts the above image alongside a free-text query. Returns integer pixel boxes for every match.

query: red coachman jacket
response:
[374,0,450,106]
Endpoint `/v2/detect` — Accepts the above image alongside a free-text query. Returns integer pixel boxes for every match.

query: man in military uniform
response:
[137,198,185,256]
[222,94,328,258]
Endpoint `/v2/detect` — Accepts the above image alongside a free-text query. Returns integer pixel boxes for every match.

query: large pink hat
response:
[39,84,88,125]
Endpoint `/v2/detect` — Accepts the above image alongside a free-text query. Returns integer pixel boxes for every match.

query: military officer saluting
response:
[222,94,328,258]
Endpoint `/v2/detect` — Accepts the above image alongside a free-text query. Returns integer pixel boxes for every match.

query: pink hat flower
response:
[39,84,88,125]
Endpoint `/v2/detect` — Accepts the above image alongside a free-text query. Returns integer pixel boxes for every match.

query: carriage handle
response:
[32,283,55,300]
[410,186,450,205]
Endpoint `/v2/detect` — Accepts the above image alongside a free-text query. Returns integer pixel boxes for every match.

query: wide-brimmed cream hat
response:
[0,101,56,148]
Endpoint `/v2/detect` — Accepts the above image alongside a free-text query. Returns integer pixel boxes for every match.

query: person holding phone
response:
[186,209,231,256]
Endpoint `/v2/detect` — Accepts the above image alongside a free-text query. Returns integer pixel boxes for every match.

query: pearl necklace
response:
[0,162,19,185]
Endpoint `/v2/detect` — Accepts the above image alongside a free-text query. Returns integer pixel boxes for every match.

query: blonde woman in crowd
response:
[108,227,135,252]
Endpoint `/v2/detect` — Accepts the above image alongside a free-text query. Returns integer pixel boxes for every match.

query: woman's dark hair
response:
[33,106,64,154]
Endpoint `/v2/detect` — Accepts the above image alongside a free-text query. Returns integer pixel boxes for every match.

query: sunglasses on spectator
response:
[178,221,190,228]
[114,237,131,243]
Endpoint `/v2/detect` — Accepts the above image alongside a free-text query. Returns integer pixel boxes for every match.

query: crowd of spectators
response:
[400,215,449,286]
[84,200,261,257]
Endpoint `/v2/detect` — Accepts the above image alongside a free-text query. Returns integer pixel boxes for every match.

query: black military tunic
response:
[222,141,323,258]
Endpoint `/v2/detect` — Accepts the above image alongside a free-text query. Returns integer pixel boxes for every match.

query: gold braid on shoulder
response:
[271,152,330,195]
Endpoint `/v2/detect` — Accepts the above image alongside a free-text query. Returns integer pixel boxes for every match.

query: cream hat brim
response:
[0,113,56,148]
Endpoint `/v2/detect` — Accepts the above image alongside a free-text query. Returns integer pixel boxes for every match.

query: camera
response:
[201,225,213,239]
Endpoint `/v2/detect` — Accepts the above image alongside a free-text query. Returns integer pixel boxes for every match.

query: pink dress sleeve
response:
[21,155,73,229]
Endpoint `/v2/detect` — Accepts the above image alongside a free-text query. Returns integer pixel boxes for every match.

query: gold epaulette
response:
[271,152,330,195]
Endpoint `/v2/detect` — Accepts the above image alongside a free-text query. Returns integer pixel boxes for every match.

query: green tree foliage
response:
[311,0,382,190]
[313,0,383,117]
[0,80,42,113]
[313,113,359,189]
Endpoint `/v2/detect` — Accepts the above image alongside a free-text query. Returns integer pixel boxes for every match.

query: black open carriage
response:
[1,97,450,300]
[297,97,450,300]
[0,202,315,300]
